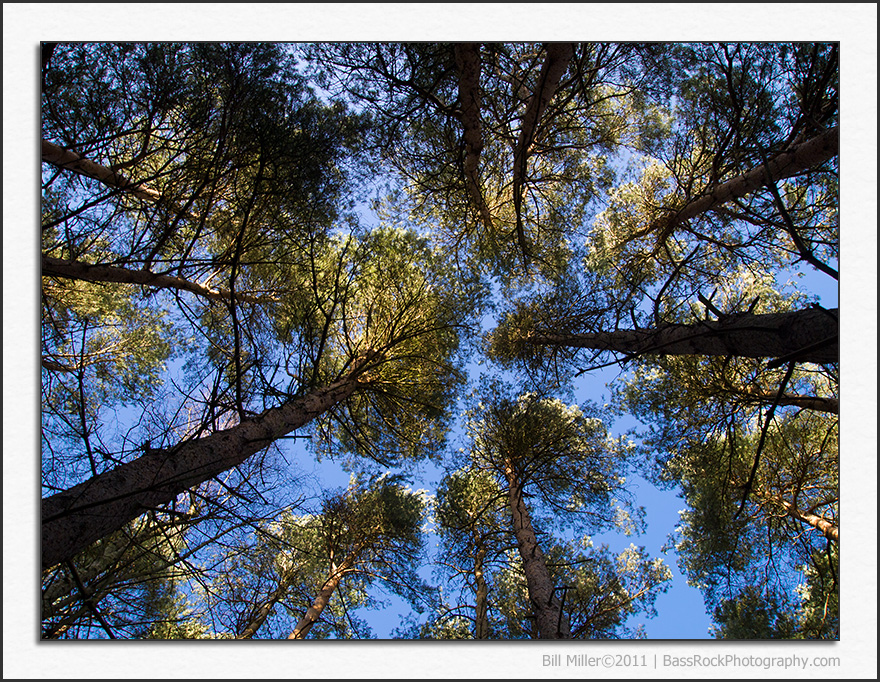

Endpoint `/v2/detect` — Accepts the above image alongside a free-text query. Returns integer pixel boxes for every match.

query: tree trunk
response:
[236,576,295,639]
[42,370,366,570]
[512,43,575,265]
[41,139,200,223]
[473,543,489,639]
[41,139,164,203]
[504,462,570,639]
[454,43,495,235]
[777,497,839,543]
[528,307,838,365]
[287,562,349,639]
[42,518,168,619]
[42,255,272,304]
[741,389,839,415]
[657,126,839,237]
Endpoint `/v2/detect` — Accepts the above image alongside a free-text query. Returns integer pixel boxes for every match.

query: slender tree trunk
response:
[42,369,368,570]
[41,139,164,203]
[528,307,838,365]
[236,575,295,639]
[287,562,350,639]
[656,126,839,238]
[777,497,839,543]
[454,43,495,235]
[42,255,273,304]
[741,389,839,415]
[504,462,570,639]
[473,543,489,639]
[41,139,200,223]
[512,43,575,266]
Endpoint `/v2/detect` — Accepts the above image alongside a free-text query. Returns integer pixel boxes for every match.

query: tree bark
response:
[504,462,570,639]
[42,139,201,225]
[512,43,575,265]
[656,126,839,238]
[741,389,839,415]
[42,369,366,570]
[776,497,839,543]
[42,519,163,619]
[287,562,350,639]
[528,307,838,365]
[473,543,489,639]
[454,43,495,235]
[42,139,164,203]
[42,255,273,304]
[236,575,295,639]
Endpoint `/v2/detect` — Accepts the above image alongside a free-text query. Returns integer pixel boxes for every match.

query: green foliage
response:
[41,513,199,639]
[626,358,839,639]
[419,381,667,639]
[199,474,429,639]
[709,586,798,639]
[297,225,484,467]
[466,380,628,535]
[709,545,839,640]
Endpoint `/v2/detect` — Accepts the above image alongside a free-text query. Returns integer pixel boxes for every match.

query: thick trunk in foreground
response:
[656,126,839,238]
[42,370,365,570]
[504,463,569,639]
[42,255,272,304]
[528,308,838,365]
[287,562,349,639]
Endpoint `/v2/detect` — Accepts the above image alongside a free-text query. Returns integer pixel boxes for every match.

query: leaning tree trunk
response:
[42,256,272,305]
[453,43,491,229]
[776,496,839,543]
[287,561,351,640]
[41,364,372,570]
[527,307,838,365]
[236,575,296,640]
[504,462,570,639]
[41,139,164,203]
[655,126,839,238]
[41,139,200,222]
[740,388,839,415]
[511,42,575,267]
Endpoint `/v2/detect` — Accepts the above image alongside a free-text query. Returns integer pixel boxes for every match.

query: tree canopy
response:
[40,40,839,641]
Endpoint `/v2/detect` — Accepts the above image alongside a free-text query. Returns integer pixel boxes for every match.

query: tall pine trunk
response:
[42,372,363,570]
[527,307,838,365]
[236,575,295,639]
[42,256,271,304]
[504,462,570,639]
[454,43,495,236]
[287,562,350,639]
[473,543,489,639]
[656,126,839,237]
[511,43,574,266]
